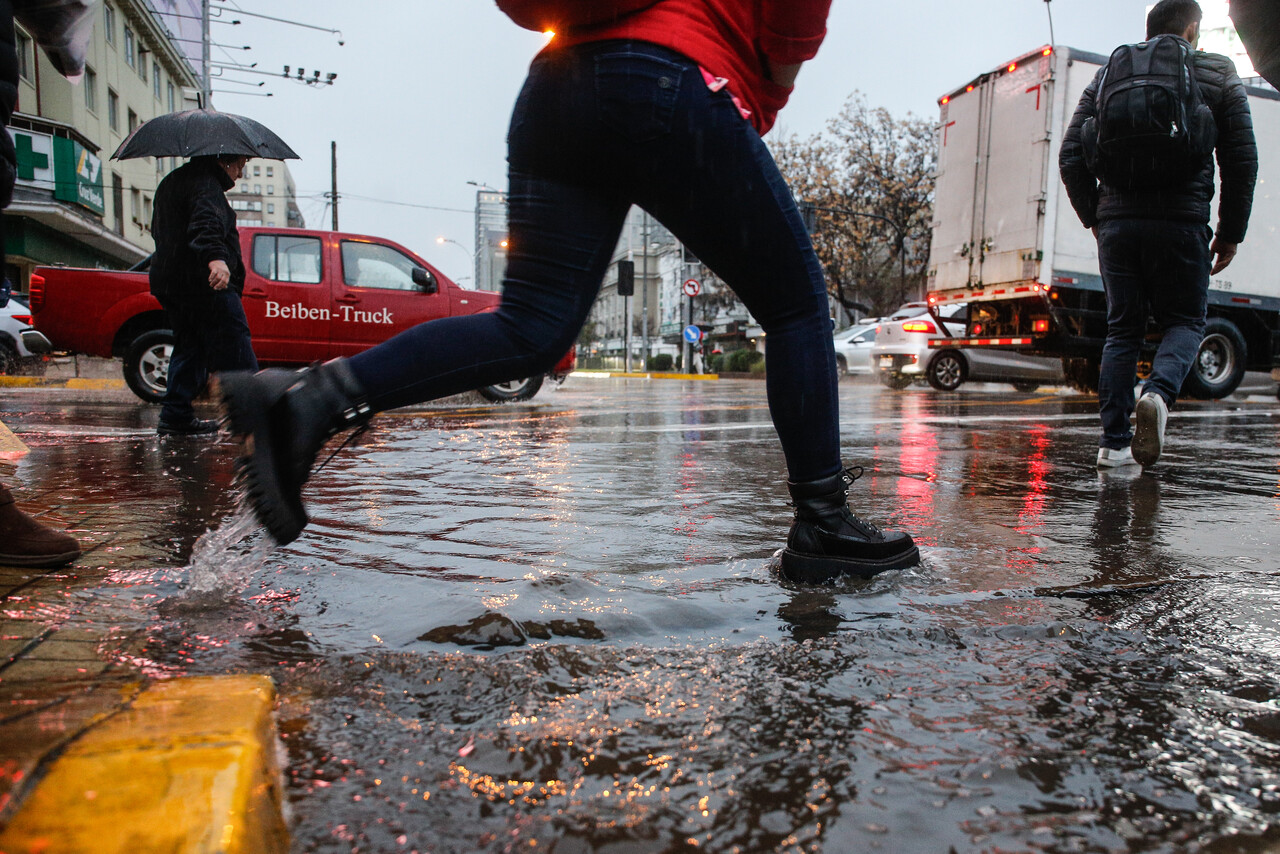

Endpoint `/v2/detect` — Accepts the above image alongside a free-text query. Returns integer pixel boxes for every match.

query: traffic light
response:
[617,260,635,296]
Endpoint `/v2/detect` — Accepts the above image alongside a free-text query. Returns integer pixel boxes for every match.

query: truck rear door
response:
[930,48,1056,291]
[329,237,456,357]
[241,231,331,364]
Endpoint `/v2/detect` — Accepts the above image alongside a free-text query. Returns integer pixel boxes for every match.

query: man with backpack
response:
[1060,0,1258,469]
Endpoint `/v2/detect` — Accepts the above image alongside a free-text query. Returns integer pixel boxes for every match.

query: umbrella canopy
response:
[111,109,300,161]
[1230,0,1280,89]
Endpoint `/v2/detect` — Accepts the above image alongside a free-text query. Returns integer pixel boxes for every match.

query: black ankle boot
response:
[217,358,371,545]
[780,467,920,583]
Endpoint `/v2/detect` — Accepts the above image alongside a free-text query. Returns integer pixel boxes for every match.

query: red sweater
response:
[503,0,832,135]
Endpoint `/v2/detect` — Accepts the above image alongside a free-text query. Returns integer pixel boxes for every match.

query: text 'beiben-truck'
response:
[924,44,1279,399]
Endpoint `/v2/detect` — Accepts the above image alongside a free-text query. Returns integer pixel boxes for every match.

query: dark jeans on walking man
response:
[1096,219,1211,451]
[157,289,257,426]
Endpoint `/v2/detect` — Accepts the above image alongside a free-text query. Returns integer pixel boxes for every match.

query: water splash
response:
[184,510,274,598]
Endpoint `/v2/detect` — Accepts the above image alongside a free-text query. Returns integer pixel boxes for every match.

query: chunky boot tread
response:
[780,543,921,584]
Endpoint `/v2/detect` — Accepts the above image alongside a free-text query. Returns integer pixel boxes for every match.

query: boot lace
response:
[839,466,884,538]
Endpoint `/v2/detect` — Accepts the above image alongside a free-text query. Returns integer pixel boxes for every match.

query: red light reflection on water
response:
[1007,423,1052,575]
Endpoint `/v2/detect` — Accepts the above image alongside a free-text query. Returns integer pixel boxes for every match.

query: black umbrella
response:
[1230,0,1280,89]
[111,109,300,161]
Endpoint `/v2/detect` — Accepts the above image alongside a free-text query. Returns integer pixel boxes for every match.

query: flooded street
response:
[3,376,1280,853]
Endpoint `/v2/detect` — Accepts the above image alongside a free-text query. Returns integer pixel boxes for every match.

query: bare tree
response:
[771,93,936,318]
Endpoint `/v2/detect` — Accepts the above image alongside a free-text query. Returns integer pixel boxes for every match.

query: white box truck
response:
[925,45,1279,398]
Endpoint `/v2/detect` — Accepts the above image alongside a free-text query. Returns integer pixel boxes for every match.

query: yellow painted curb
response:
[0,377,125,390]
[0,419,28,461]
[0,675,289,854]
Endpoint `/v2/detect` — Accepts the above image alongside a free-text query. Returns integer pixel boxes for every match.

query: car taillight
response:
[11,314,33,326]
[971,322,983,335]
[1033,319,1050,333]
[901,320,937,334]
[28,273,44,311]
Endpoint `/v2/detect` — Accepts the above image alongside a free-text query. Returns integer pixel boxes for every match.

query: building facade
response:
[5,0,204,291]
[230,160,304,229]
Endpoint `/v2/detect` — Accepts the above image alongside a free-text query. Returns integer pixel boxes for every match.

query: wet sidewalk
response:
[1,376,1279,852]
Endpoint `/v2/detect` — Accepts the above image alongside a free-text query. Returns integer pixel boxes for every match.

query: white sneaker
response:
[1097,446,1138,467]
[1132,392,1168,467]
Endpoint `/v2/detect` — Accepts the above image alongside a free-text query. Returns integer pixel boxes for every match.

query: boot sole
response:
[779,544,920,584]
[216,373,308,545]
[1132,396,1165,467]
[0,550,81,568]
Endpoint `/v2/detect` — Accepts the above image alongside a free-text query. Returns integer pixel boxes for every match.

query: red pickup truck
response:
[29,226,573,403]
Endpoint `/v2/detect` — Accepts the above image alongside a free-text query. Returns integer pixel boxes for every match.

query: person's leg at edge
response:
[1096,220,1147,457]
[617,47,916,580]
[1140,221,1211,406]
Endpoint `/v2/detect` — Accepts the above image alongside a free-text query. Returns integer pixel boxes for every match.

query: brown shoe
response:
[0,484,81,568]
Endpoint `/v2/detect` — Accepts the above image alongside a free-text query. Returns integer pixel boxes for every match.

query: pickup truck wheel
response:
[477,375,544,402]
[926,350,967,391]
[1180,317,1246,400]
[123,329,175,404]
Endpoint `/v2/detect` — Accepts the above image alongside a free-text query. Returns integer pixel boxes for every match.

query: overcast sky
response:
[211,1,1150,284]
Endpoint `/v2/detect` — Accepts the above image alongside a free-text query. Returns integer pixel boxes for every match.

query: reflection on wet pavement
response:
[2,380,1279,852]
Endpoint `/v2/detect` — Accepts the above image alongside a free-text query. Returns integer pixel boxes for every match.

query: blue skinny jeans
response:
[348,40,840,483]
[1096,218,1211,450]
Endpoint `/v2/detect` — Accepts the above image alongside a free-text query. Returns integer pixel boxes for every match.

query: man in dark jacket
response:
[150,153,258,435]
[1060,0,1258,469]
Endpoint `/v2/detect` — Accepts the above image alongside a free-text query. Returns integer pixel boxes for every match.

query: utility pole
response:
[641,211,650,369]
[200,0,212,107]
[330,141,339,231]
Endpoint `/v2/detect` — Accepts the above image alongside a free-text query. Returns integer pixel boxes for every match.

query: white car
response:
[0,296,51,374]
[832,323,878,378]
[872,302,1063,392]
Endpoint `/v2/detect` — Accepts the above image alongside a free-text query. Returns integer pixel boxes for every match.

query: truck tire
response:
[123,329,175,404]
[1063,357,1100,394]
[927,350,967,391]
[477,375,544,402]
[1181,317,1246,400]
[1010,380,1041,392]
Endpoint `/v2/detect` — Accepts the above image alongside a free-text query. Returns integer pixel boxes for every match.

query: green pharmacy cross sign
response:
[52,137,105,216]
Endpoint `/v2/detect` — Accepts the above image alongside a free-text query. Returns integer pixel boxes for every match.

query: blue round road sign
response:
[683,325,702,344]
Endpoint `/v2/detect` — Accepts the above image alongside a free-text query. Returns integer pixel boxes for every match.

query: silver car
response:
[0,296,51,375]
[832,323,878,378]
[872,302,1063,391]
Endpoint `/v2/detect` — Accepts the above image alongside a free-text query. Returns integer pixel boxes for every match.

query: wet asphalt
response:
[2,372,1279,853]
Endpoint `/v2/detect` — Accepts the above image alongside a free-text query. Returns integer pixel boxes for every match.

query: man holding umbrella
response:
[148,152,258,435]
[114,109,298,435]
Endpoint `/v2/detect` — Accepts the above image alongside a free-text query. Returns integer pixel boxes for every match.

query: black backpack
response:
[1082,34,1217,190]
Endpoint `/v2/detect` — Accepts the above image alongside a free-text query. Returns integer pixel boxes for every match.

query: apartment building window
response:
[252,165,260,176]
[103,4,115,44]
[15,29,31,80]
[143,195,152,227]
[127,108,138,134]
[267,203,275,215]
[123,27,135,68]
[130,187,141,224]
[266,166,274,177]
[84,67,97,112]
[153,63,161,99]
[138,49,148,81]
[166,81,175,113]
[108,89,119,131]
[266,184,274,195]
[112,173,124,234]
[254,184,261,194]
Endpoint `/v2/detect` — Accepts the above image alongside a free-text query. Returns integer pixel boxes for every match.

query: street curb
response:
[0,419,28,461]
[0,674,289,854]
[572,370,719,381]
[0,377,126,390]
